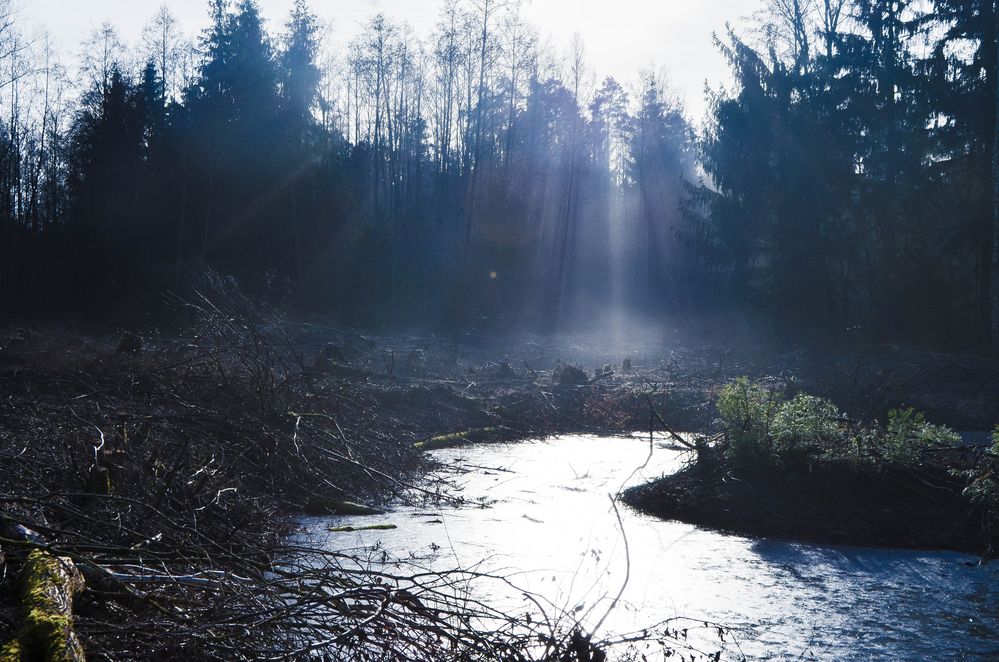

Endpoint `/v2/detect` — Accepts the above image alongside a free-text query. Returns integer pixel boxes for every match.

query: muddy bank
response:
[623,446,994,555]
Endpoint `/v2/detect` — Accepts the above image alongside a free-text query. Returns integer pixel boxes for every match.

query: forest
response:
[2,1,999,660]
[0,0,993,351]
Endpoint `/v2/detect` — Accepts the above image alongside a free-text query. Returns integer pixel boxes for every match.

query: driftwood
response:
[328,524,398,533]
[415,427,501,450]
[1,550,85,662]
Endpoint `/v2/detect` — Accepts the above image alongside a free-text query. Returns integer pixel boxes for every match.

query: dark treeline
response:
[694,0,999,352]
[0,0,996,352]
[0,0,695,331]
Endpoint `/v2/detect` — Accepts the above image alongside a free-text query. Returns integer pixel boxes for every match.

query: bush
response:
[772,394,844,457]
[962,426,999,511]
[716,377,780,465]
[553,362,589,386]
[880,407,960,464]
[715,378,958,471]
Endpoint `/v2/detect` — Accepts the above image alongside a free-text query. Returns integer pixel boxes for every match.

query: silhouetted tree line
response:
[0,0,996,351]
[0,0,695,331]
[689,0,999,351]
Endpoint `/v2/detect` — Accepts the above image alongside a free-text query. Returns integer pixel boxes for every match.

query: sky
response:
[16,0,759,122]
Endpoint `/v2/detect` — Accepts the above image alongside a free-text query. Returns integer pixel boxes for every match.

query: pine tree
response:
[281,0,320,138]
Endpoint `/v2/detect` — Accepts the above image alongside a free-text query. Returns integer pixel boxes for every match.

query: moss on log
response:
[3,550,86,662]
[0,641,23,662]
[415,427,500,450]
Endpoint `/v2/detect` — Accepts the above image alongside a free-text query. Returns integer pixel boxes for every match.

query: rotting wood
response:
[2,550,85,662]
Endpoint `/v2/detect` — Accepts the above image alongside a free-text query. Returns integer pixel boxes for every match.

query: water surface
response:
[298,435,999,660]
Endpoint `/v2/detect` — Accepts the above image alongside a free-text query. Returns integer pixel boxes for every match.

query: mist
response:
[0,0,705,340]
[3,1,999,660]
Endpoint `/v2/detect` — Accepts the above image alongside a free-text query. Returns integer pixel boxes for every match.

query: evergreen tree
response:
[69,66,148,297]
[280,0,320,138]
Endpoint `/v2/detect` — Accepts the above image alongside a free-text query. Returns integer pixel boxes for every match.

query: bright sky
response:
[16,0,758,122]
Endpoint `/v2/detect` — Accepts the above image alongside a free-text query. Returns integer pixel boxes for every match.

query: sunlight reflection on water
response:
[298,435,999,660]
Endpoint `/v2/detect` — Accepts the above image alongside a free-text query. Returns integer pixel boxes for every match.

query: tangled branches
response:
[0,289,696,660]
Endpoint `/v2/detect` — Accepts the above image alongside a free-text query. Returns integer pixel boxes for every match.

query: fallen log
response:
[329,523,398,533]
[1,550,86,662]
[415,427,500,451]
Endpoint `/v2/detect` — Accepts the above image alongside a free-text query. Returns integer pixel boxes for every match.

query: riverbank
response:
[624,375,998,557]
[623,445,994,555]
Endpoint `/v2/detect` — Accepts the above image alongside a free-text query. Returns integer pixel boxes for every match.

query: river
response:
[297,434,999,660]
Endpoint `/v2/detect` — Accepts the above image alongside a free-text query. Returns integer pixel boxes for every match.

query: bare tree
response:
[464,0,516,245]
[567,32,588,105]
[757,0,815,72]
[817,0,848,58]
[498,4,537,173]
[80,22,127,99]
[142,4,186,103]
[431,0,464,177]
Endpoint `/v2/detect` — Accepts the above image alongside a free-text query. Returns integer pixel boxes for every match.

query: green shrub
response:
[716,377,780,465]
[880,407,960,464]
[963,426,999,510]
[715,379,957,471]
[772,394,844,457]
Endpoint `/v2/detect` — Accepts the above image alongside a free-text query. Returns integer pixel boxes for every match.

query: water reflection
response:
[298,435,999,660]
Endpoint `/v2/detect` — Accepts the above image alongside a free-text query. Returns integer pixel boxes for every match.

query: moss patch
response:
[415,427,500,450]
[10,551,85,662]
[0,640,23,662]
